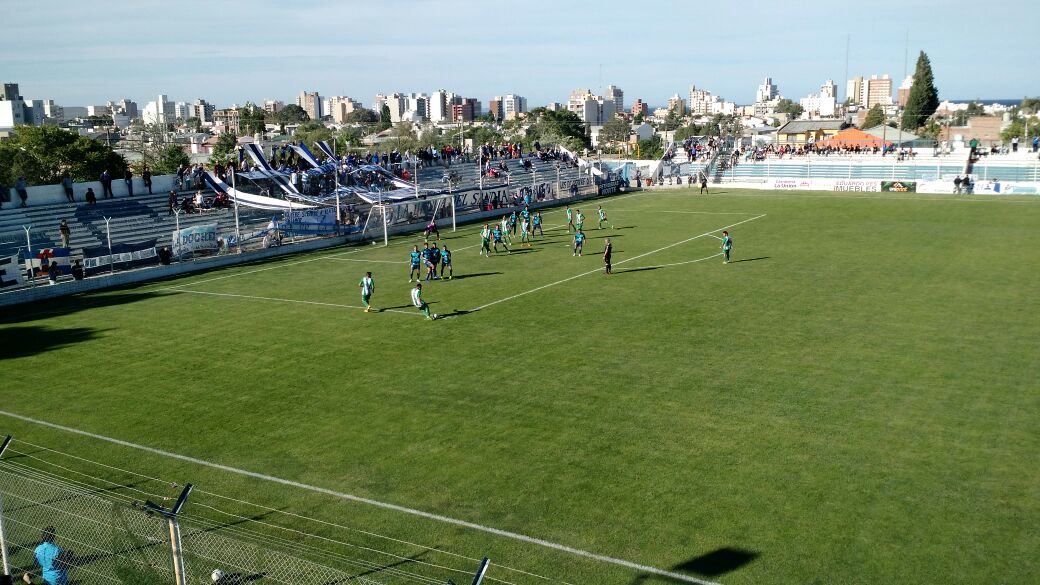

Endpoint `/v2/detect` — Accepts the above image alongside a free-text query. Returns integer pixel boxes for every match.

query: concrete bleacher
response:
[0,154,587,263]
[0,191,272,261]
[720,152,970,182]
[970,150,1040,181]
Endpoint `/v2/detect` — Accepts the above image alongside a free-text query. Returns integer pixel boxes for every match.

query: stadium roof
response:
[776,120,846,134]
[819,128,891,147]
[862,125,924,145]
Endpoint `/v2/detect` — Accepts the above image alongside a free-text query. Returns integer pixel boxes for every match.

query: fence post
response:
[146,482,192,585]
[0,436,12,580]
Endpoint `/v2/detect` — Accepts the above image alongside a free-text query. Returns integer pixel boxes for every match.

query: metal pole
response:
[451,194,456,232]
[0,436,10,579]
[105,218,114,275]
[168,518,187,585]
[0,494,10,579]
[334,137,341,229]
[231,168,242,253]
[21,226,33,286]
[382,205,389,247]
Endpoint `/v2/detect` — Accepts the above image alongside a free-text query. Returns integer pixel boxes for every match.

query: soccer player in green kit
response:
[565,205,575,232]
[411,282,434,320]
[492,224,511,254]
[479,223,492,257]
[597,205,613,229]
[575,209,585,231]
[721,230,733,263]
[358,271,375,312]
[519,216,533,248]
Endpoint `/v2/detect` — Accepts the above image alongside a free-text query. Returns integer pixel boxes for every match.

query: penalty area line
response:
[469,214,766,313]
[0,410,722,585]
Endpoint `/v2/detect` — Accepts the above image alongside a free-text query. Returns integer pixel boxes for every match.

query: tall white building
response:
[406,93,429,121]
[605,85,623,114]
[820,79,838,99]
[327,96,363,123]
[297,91,323,120]
[500,94,527,119]
[142,94,175,125]
[756,77,779,103]
[429,89,459,123]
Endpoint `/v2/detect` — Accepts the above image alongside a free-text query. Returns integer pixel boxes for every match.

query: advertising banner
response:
[0,254,25,288]
[173,224,218,256]
[881,180,917,193]
[83,239,159,276]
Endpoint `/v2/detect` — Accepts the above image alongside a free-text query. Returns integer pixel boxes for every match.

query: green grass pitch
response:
[1,188,1037,585]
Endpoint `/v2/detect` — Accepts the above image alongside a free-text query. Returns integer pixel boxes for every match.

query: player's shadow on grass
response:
[728,256,770,263]
[627,547,758,584]
[450,272,502,280]
[614,266,660,274]
[0,325,105,360]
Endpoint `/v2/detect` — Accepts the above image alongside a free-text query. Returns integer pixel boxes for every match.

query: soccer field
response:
[1,188,1038,585]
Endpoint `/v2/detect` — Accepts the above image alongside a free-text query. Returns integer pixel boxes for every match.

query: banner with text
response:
[881,180,917,193]
[83,239,159,276]
[173,224,218,257]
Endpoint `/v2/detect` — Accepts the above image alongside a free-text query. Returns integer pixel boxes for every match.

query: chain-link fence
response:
[0,461,398,585]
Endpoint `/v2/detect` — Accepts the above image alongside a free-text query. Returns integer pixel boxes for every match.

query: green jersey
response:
[566,209,573,220]
[598,209,606,220]
[359,276,374,296]
[722,235,732,250]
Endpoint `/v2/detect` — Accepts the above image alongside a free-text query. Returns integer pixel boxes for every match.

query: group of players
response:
[357,202,734,320]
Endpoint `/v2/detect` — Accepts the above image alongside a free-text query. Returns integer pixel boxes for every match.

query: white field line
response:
[608,209,755,215]
[469,214,766,312]
[160,288,420,316]
[163,190,652,290]
[0,409,721,585]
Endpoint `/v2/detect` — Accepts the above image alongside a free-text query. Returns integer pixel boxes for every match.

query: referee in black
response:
[603,238,613,275]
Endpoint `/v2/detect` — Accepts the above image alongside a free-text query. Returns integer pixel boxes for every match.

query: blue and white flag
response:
[0,254,25,288]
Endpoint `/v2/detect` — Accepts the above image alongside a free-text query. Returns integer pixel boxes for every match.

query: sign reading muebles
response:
[83,239,159,276]
[173,224,218,256]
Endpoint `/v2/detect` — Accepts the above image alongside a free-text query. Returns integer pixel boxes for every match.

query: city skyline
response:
[1,0,1037,110]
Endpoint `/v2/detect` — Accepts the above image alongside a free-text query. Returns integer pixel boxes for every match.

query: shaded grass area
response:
[1,189,1038,584]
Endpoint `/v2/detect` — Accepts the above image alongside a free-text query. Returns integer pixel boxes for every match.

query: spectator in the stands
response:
[15,176,29,207]
[61,173,74,202]
[142,165,153,194]
[59,219,71,248]
[167,190,177,215]
[34,525,70,585]
[84,188,97,205]
[71,260,84,281]
[99,170,113,198]
[48,261,59,285]
[123,168,134,197]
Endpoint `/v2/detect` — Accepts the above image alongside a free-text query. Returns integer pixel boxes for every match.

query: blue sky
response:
[2,0,1037,109]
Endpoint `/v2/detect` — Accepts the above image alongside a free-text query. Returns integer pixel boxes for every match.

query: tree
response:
[774,99,804,118]
[633,112,644,125]
[951,101,985,126]
[1019,97,1040,115]
[276,104,309,125]
[292,121,334,151]
[0,125,126,185]
[636,134,663,160]
[526,108,590,150]
[674,124,703,142]
[662,109,684,131]
[598,116,632,149]
[862,104,886,129]
[901,51,940,131]
[379,104,392,131]
[185,117,202,132]
[1001,117,1040,142]
[209,132,239,165]
[238,103,266,136]
[344,108,380,126]
[152,144,190,174]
